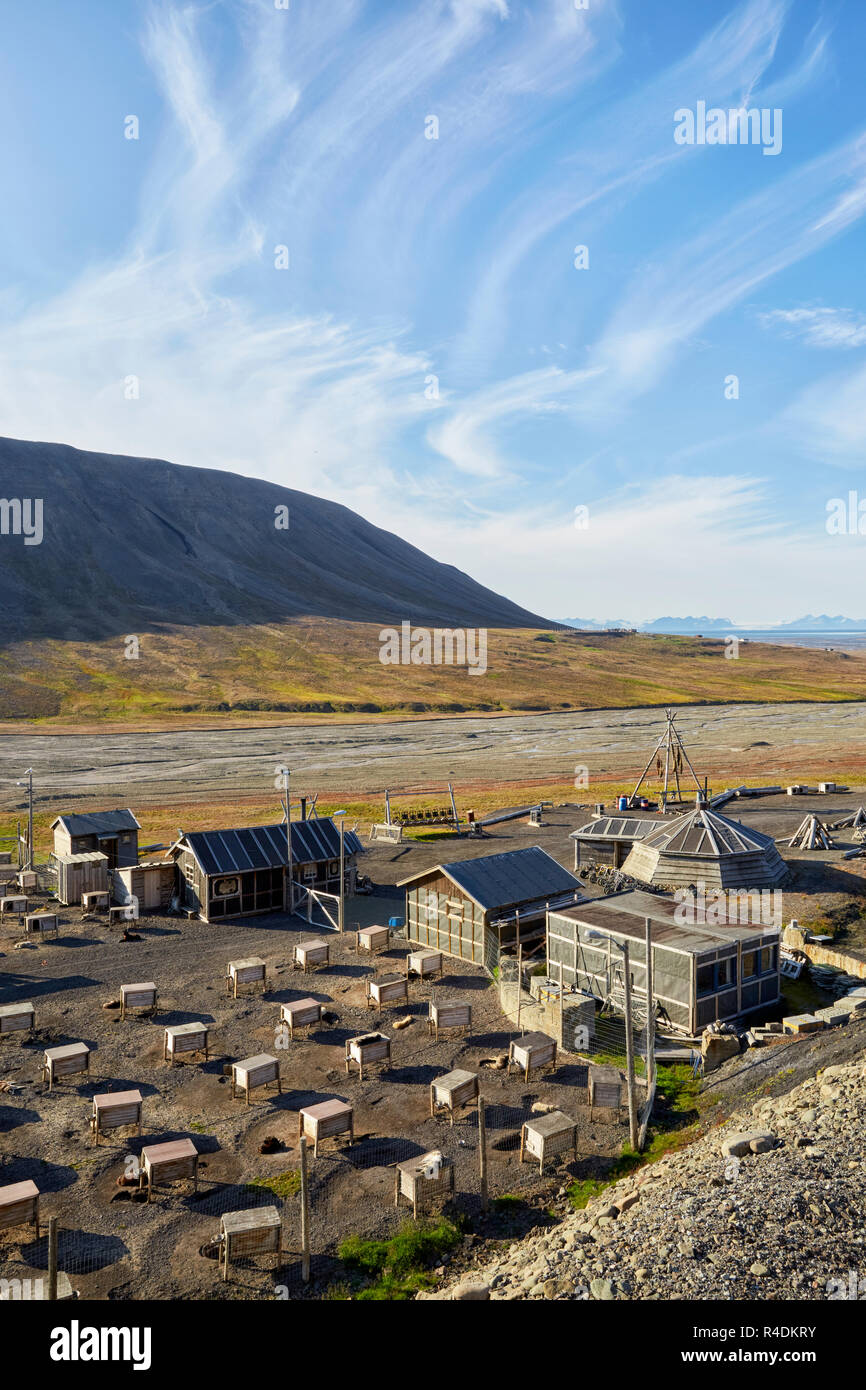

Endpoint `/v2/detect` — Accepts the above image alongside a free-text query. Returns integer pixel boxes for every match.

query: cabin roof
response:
[174,818,362,876]
[51,809,140,837]
[549,888,777,954]
[399,845,581,914]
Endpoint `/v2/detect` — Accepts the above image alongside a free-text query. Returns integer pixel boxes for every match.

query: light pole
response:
[587,928,639,1150]
[278,766,294,914]
[16,769,33,870]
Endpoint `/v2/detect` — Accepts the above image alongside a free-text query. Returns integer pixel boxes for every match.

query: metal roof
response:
[399,846,580,913]
[176,818,362,876]
[52,809,140,837]
[570,816,663,842]
[549,889,776,953]
[637,807,778,858]
[54,851,109,865]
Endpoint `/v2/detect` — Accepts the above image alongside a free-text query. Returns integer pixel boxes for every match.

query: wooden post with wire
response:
[48,1215,58,1301]
[299,1135,310,1282]
[478,1096,488,1213]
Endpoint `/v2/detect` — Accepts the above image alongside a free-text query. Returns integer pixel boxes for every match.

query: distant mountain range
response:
[0,437,550,642]
[558,615,866,633]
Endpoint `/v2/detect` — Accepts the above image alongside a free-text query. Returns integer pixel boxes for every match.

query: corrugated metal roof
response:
[52,809,140,836]
[400,846,580,913]
[55,851,109,865]
[570,817,663,842]
[550,888,776,952]
[638,807,777,857]
[179,819,362,876]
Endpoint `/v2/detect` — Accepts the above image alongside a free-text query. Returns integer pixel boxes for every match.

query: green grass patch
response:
[245,1170,301,1201]
[337,1218,461,1300]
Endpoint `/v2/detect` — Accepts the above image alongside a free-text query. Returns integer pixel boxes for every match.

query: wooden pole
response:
[478,1096,488,1213]
[339,817,345,933]
[48,1215,58,1301]
[622,941,639,1151]
[515,933,523,1036]
[644,916,655,1090]
[283,766,294,915]
[299,1135,310,1282]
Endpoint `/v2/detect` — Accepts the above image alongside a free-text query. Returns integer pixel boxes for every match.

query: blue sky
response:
[1,0,865,623]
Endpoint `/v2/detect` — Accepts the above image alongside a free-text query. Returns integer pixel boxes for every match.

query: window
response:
[303,864,316,881]
[743,951,757,979]
[183,863,195,883]
[328,861,339,874]
[214,876,240,897]
[760,945,776,974]
[696,964,714,996]
[697,959,735,995]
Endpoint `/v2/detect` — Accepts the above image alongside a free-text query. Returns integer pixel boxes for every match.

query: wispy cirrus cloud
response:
[759,305,866,348]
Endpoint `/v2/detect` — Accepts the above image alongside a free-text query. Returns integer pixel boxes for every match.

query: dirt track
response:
[1,701,865,815]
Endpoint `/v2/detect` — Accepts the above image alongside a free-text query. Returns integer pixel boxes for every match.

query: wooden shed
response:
[400,846,582,974]
[169,817,362,922]
[547,888,781,1035]
[113,861,175,912]
[51,809,140,870]
[54,851,109,906]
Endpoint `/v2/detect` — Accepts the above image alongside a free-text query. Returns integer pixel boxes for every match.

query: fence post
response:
[478,1097,488,1213]
[645,916,655,1089]
[622,941,639,1151]
[299,1136,310,1283]
[48,1216,58,1301]
[515,940,523,1035]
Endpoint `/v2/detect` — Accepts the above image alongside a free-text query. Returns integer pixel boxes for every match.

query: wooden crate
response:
[293,939,330,973]
[365,973,409,1011]
[231,1054,281,1105]
[0,1002,35,1036]
[428,999,471,1041]
[17,872,37,891]
[226,957,267,998]
[345,1032,391,1080]
[298,1099,354,1156]
[25,913,59,939]
[120,983,158,1020]
[82,890,109,910]
[42,1042,90,1091]
[394,1151,455,1218]
[220,1206,281,1281]
[356,925,390,955]
[406,949,443,980]
[279,998,324,1039]
[588,1064,623,1118]
[0,1180,40,1239]
[520,1111,578,1174]
[163,1023,209,1065]
[507,1031,557,1081]
[0,896,27,914]
[140,1138,199,1202]
[91,1090,143,1146]
[429,1069,479,1125]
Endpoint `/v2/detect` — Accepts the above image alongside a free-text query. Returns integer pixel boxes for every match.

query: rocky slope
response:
[422,1042,866,1301]
[0,436,549,641]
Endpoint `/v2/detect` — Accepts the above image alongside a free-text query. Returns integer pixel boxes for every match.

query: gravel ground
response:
[422,1025,866,1301]
[0,883,624,1302]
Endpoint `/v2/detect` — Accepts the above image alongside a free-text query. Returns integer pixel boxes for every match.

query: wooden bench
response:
[355,925,389,955]
[293,939,330,973]
[428,998,471,1041]
[82,890,109,910]
[279,998,324,1040]
[0,896,27,915]
[0,1180,40,1241]
[520,1111,578,1174]
[345,1032,391,1080]
[220,1206,281,1282]
[406,948,443,980]
[42,1042,91,1091]
[120,982,158,1020]
[226,958,267,998]
[91,1090,143,1146]
[429,1069,479,1125]
[298,1099,354,1157]
[394,1151,455,1219]
[231,1054,281,1105]
[0,1002,35,1037]
[140,1138,199,1202]
[507,1031,557,1082]
[163,1022,210,1065]
[365,973,409,1012]
[25,913,59,939]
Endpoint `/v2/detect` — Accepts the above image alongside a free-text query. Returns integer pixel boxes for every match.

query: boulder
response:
[452,1282,490,1301]
[720,1130,775,1159]
[701,1033,740,1070]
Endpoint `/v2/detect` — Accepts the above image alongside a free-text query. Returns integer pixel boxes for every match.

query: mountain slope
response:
[0,437,550,641]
